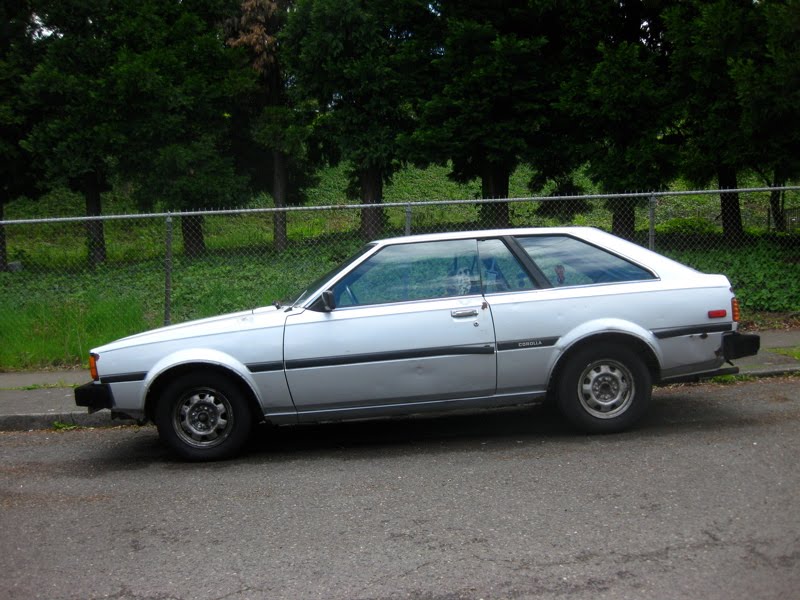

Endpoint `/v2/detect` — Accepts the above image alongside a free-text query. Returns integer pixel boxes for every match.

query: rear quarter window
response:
[515,235,655,287]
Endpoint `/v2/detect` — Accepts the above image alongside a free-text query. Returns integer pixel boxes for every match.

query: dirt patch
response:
[740,312,800,332]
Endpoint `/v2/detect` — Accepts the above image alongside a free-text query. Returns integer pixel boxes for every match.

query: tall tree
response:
[412,1,551,227]
[282,0,420,240]
[731,0,800,231]
[664,0,759,242]
[227,0,316,252]
[570,0,677,239]
[411,1,616,228]
[22,0,122,266]
[0,0,40,270]
[111,0,254,257]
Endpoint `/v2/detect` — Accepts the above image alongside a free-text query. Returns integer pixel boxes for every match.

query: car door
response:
[474,237,556,395]
[283,238,497,420]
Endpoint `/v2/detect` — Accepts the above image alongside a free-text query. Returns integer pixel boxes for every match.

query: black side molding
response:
[653,324,733,339]
[100,372,147,384]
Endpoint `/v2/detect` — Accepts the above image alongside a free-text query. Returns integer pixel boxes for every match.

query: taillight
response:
[731,297,741,322]
[89,353,99,381]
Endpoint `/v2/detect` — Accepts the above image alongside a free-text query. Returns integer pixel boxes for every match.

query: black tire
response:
[154,372,253,461]
[556,343,652,434]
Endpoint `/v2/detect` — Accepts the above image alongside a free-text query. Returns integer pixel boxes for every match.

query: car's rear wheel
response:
[155,372,252,461]
[556,343,651,433]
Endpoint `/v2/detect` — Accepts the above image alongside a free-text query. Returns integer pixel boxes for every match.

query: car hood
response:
[93,305,287,353]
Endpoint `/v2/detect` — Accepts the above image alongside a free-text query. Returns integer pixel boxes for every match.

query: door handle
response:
[451,309,479,318]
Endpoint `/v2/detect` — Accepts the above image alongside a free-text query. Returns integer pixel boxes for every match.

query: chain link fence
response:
[1,187,798,369]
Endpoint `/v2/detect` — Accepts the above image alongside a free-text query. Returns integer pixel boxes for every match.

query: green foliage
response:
[411,1,552,197]
[667,241,800,313]
[21,1,133,195]
[1,1,40,202]
[664,0,756,182]
[282,0,416,188]
[110,0,255,212]
[52,421,79,431]
[582,39,676,192]
[655,217,721,236]
[728,0,800,236]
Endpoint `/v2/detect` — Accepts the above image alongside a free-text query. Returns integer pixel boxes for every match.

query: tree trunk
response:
[610,200,636,240]
[769,170,786,232]
[770,188,785,232]
[718,166,744,243]
[272,150,289,252]
[479,164,510,228]
[182,214,206,258]
[84,177,107,267]
[359,166,383,241]
[0,201,7,272]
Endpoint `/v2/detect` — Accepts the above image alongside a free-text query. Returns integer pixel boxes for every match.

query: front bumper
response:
[74,381,114,414]
[723,332,761,361]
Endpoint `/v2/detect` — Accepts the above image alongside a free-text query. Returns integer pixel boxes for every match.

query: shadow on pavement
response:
[66,381,800,470]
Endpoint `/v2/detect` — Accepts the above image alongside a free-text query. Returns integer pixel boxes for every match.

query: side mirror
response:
[321,289,336,312]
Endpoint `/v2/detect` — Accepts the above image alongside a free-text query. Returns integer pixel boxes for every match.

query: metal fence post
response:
[649,194,656,250]
[405,204,412,236]
[164,214,173,326]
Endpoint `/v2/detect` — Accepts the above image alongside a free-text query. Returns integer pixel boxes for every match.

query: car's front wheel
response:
[155,372,253,461]
[556,343,651,433]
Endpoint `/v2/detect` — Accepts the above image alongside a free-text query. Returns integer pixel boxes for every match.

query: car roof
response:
[372,226,593,246]
[372,226,704,279]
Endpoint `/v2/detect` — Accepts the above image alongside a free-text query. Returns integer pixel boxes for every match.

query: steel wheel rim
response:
[577,359,635,419]
[173,387,234,448]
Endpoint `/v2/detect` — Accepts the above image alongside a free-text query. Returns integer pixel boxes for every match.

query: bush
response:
[655,217,721,236]
[666,241,800,312]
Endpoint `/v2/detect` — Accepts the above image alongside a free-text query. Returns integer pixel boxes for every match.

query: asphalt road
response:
[1,378,799,600]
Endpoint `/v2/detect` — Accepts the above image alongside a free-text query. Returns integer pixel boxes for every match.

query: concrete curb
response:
[737,366,800,378]
[0,410,138,432]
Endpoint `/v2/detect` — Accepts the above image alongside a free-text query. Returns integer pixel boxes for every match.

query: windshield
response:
[292,244,376,306]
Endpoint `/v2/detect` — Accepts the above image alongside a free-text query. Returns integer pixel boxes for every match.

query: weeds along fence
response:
[1,187,799,369]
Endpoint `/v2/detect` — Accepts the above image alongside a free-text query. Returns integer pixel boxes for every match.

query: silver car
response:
[75,227,760,460]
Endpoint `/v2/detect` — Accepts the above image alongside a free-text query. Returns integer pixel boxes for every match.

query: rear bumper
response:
[659,332,761,384]
[723,332,761,360]
[74,382,114,414]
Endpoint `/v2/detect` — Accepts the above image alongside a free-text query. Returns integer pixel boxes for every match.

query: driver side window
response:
[334,239,480,307]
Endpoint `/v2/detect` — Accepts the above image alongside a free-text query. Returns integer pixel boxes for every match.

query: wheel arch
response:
[144,361,264,425]
[548,332,661,394]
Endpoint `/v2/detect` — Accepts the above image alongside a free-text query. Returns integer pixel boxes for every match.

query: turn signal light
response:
[89,353,99,381]
[731,297,741,322]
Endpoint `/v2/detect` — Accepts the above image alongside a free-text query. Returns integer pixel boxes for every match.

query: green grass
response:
[0,382,79,391]
[0,235,365,369]
[772,347,800,361]
[51,421,80,431]
[707,374,758,384]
